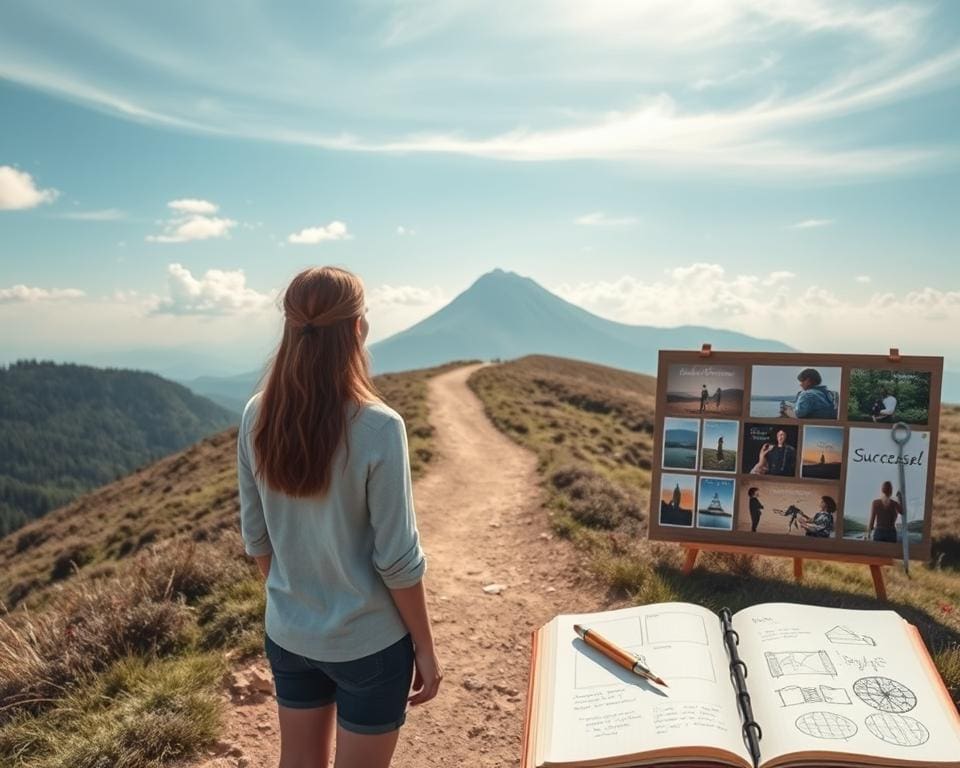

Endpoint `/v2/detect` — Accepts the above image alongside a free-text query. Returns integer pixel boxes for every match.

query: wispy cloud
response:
[396,225,416,236]
[151,263,276,315]
[0,284,85,303]
[59,208,126,221]
[1,2,956,177]
[856,275,872,283]
[574,211,638,227]
[0,165,58,210]
[788,218,834,229]
[146,199,237,243]
[288,221,352,244]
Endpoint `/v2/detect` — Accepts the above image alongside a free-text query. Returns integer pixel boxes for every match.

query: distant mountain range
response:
[184,268,791,411]
[0,360,235,537]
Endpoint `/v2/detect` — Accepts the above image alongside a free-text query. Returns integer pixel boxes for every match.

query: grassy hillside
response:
[468,355,960,707]
[0,360,237,538]
[0,361,464,768]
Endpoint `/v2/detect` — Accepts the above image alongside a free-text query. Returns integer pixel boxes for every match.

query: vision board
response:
[647,350,943,560]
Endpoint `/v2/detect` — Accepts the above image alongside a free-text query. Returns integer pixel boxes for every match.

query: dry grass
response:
[0,361,465,765]
[469,355,960,709]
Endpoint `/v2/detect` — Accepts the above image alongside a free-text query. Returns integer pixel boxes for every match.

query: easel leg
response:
[793,558,804,582]
[682,548,699,575]
[870,564,887,601]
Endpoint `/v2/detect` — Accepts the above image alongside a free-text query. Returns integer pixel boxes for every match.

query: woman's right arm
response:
[389,580,443,705]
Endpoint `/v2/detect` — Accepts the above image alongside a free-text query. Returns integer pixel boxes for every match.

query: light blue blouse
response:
[237,393,426,661]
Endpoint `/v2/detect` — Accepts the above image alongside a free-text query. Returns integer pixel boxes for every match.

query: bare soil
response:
[177,363,615,768]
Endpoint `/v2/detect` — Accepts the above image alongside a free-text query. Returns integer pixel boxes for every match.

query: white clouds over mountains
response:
[0,166,58,210]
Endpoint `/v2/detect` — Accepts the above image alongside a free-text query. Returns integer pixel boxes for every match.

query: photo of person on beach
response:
[800,425,844,480]
[848,368,931,425]
[665,364,744,417]
[750,365,840,420]
[742,423,798,477]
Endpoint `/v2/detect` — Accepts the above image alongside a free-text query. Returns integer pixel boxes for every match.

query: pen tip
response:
[654,677,668,687]
[573,624,583,636]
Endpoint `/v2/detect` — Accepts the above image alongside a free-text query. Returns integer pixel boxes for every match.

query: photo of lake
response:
[662,417,700,471]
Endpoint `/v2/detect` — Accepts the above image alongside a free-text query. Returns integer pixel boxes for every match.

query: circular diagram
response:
[853,677,917,713]
[795,712,857,740]
[865,713,929,747]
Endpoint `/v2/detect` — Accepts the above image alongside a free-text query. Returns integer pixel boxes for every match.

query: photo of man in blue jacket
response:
[779,368,838,419]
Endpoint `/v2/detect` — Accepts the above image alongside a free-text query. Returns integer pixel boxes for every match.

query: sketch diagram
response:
[840,654,887,673]
[766,650,837,679]
[865,713,929,747]
[795,712,858,741]
[825,625,876,646]
[644,611,708,645]
[853,677,917,713]
[776,684,852,707]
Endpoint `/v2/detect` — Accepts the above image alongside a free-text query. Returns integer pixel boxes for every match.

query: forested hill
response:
[0,360,236,537]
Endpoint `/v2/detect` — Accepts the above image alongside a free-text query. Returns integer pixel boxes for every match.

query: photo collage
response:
[654,357,938,555]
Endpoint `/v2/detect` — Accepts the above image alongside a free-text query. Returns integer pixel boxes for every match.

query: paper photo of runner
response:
[738,481,840,537]
[664,364,744,417]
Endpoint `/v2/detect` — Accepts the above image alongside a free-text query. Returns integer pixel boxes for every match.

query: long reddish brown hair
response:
[252,266,380,496]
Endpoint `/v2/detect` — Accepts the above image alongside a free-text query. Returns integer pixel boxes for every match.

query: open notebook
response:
[522,602,960,768]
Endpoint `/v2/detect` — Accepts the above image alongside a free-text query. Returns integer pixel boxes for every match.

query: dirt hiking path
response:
[181,363,613,768]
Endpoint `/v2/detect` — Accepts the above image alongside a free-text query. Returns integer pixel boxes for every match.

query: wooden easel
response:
[681,543,895,601]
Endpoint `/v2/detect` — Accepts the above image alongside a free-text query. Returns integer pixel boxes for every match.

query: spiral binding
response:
[720,607,762,768]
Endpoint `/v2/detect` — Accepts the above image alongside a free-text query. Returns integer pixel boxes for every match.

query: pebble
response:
[482,583,506,595]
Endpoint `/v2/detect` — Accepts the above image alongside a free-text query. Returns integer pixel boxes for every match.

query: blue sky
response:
[1,1,959,377]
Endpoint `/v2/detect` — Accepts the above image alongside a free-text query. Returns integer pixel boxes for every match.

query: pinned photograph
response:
[842,427,930,544]
[742,423,799,477]
[662,417,700,471]
[801,425,845,481]
[697,476,735,531]
[847,369,932,425]
[665,364,745,417]
[659,473,697,528]
[750,365,841,420]
[701,420,739,473]
[738,481,840,537]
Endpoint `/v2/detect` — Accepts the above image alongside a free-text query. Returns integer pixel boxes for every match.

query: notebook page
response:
[542,602,752,766]
[733,602,960,766]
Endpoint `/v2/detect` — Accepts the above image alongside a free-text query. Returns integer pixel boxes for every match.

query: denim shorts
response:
[264,631,415,735]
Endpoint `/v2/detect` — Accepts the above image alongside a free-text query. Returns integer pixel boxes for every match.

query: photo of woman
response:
[798,496,838,538]
[867,480,903,542]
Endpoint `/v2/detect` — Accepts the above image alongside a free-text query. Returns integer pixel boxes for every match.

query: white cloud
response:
[288,220,352,244]
[551,264,960,359]
[856,275,872,283]
[0,166,59,210]
[396,225,416,236]
[365,283,447,342]
[788,218,834,229]
[168,198,219,215]
[0,284,85,303]
[146,199,237,243]
[59,208,126,221]
[152,263,277,315]
[574,211,638,227]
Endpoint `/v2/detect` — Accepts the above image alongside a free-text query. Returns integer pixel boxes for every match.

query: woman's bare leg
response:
[277,702,336,768]
[333,725,400,768]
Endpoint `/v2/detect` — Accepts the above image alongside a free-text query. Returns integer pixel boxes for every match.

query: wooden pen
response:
[574,624,668,687]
